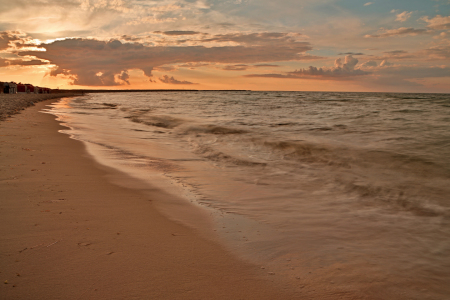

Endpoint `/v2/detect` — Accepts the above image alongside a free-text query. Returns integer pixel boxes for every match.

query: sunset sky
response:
[0,0,449,92]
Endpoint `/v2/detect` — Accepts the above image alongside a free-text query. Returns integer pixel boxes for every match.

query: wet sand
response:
[0,98,299,299]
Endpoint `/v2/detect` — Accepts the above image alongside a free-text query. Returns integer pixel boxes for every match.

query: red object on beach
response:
[25,84,34,93]
[17,84,26,93]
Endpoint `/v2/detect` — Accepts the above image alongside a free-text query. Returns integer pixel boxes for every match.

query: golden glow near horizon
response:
[0,0,449,92]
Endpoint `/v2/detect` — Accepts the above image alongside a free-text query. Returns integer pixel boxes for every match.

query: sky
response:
[0,0,449,92]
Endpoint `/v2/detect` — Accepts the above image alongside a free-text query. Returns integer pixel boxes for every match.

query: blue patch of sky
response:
[203,0,450,32]
[310,0,450,35]
[308,0,450,25]
[335,0,449,16]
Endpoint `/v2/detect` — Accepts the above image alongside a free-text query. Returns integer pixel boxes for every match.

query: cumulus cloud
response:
[422,15,450,30]
[117,70,130,85]
[245,55,370,80]
[290,66,369,78]
[159,75,195,85]
[334,55,358,70]
[365,27,429,38]
[17,34,317,86]
[364,2,373,6]
[396,11,412,22]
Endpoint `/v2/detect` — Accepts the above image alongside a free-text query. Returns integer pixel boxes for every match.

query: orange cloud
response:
[422,15,450,30]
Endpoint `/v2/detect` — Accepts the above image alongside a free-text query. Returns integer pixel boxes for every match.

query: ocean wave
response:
[309,127,333,131]
[344,181,449,217]
[269,122,298,127]
[178,124,450,179]
[393,109,424,114]
[179,125,248,135]
[252,139,353,168]
[102,103,118,108]
[129,114,185,129]
[77,101,119,110]
[192,144,267,167]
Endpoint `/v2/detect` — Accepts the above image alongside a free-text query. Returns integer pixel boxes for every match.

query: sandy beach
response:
[0,96,298,299]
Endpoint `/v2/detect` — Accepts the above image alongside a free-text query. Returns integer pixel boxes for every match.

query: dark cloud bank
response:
[246,55,370,80]
[16,33,318,86]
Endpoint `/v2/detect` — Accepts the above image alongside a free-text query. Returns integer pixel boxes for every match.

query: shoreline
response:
[0,93,81,121]
[0,98,299,299]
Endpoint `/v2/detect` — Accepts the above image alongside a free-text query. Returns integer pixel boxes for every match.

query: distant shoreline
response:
[53,89,450,95]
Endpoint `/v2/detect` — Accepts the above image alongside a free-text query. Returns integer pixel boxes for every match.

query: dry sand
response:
[0,97,300,299]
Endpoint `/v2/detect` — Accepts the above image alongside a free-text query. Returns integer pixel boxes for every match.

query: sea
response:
[46,91,450,299]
